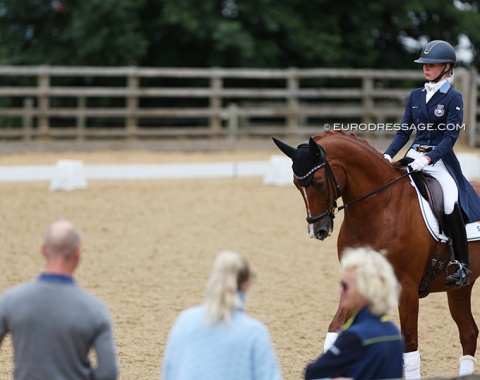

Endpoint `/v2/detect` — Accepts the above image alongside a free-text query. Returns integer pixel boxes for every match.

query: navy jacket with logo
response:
[304,307,404,380]
[384,81,480,222]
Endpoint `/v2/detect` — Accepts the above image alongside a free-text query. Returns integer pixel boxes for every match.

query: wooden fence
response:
[0,66,478,148]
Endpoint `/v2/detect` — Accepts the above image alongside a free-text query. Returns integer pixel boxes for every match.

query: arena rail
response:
[0,66,478,149]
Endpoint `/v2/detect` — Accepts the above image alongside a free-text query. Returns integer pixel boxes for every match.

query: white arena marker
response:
[50,160,88,191]
[263,155,293,186]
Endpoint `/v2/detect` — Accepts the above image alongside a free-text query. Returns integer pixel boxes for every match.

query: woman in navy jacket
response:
[304,247,404,380]
[383,40,480,287]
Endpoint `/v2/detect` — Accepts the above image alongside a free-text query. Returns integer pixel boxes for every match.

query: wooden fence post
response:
[227,103,238,141]
[454,68,471,146]
[467,68,479,148]
[287,68,299,132]
[209,70,222,135]
[22,97,34,141]
[362,73,374,124]
[127,68,139,138]
[38,68,50,138]
[77,96,86,141]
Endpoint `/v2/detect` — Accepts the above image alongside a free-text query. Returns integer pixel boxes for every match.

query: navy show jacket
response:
[384,81,480,222]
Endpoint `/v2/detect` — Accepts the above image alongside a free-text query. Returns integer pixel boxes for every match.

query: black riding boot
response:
[445,202,470,287]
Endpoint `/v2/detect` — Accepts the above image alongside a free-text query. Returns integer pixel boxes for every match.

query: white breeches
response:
[407,149,458,215]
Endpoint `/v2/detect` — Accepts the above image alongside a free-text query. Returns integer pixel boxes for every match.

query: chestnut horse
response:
[273,130,480,377]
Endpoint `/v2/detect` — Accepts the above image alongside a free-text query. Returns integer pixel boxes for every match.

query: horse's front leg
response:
[324,294,352,352]
[398,284,421,380]
[447,284,478,376]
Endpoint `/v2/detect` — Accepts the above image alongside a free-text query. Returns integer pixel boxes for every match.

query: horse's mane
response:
[312,130,408,176]
[312,130,385,159]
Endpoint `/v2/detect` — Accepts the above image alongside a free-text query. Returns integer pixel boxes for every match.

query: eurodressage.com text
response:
[323,123,467,132]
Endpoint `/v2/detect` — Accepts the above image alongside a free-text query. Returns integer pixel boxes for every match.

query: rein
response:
[338,171,412,211]
[305,161,412,224]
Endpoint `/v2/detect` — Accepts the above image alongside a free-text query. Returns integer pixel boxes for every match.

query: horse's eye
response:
[313,181,325,190]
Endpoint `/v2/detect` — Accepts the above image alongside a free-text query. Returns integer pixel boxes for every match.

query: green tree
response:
[0,0,479,68]
[0,0,147,65]
[137,0,480,68]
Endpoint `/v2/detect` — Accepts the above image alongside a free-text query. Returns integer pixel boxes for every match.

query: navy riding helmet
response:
[414,40,456,65]
[414,40,456,82]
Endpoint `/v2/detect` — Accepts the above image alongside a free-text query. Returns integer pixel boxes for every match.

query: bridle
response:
[295,159,342,224]
[299,158,412,225]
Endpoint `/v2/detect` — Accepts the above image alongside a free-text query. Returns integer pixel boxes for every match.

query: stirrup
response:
[445,261,470,287]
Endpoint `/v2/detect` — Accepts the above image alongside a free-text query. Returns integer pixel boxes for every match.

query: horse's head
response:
[273,136,341,241]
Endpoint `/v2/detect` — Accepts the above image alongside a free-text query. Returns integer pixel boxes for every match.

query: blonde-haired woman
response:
[161,251,282,380]
[304,247,404,380]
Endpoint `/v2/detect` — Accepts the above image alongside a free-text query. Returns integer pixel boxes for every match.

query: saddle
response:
[396,157,450,298]
[396,157,446,233]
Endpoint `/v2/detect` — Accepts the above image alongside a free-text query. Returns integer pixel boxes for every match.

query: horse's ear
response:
[308,137,322,157]
[272,137,296,159]
[308,137,327,161]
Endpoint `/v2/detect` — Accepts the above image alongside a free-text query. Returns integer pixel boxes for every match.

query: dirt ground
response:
[0,147,479,379]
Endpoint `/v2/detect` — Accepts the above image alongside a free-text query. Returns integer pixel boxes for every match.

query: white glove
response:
[409,156,430,171]
[383,154,392,163]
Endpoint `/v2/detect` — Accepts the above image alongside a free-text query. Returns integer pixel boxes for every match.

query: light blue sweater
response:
[161,304,282,380]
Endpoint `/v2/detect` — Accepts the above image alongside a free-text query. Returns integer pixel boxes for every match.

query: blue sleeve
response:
[304,331,363,380]
[384,91,415,158]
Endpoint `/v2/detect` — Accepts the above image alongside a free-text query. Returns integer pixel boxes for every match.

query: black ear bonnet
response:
[272,136,328,187]
[294,139,327,186]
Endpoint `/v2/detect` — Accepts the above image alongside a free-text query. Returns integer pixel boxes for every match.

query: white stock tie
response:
[425,83,438,103]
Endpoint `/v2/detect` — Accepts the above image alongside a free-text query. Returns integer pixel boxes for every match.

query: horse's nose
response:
[308,217,333,240]
[314,227,331,240]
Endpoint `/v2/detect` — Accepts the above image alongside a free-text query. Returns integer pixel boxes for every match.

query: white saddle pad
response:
[411,178,480,242]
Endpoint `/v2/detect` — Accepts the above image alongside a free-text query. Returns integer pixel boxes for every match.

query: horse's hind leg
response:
[447,284,479,375]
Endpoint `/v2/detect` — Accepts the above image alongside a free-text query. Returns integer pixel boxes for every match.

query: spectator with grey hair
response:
[161,250,282,380]
[304,247,404,380]
[0,220,119,380]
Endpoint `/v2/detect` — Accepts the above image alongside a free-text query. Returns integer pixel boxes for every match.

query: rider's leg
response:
[422,158,458,215]
[445,202,470,286]
[422,160,469,286]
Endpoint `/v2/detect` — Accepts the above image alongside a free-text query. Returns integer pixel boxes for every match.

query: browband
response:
[293,163,326,180]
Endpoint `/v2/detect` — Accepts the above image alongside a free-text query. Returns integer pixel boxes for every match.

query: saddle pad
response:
[411,178,480,242]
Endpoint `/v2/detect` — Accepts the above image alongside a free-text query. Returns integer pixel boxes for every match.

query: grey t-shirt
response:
[0,274,119,380]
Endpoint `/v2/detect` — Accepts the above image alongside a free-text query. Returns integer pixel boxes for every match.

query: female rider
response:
[383,40,480,287]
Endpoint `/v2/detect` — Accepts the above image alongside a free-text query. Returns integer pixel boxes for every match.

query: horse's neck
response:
[329,147,407,206]
[335,155,414,244]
